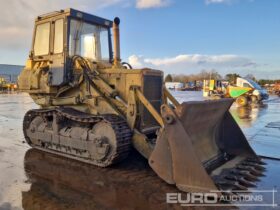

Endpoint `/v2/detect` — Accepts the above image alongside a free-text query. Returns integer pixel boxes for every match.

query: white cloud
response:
[145,54,253,67]
[0,0,128,50]
[128,55,145,68]
[205,0,235,5]
[0,0,173,64]
[0,0,170,51]
[136,0,171,9]
[205,0,256,5]
[128,54,258,76]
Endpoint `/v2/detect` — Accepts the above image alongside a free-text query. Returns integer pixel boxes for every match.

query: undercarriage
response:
[23,108,132,167]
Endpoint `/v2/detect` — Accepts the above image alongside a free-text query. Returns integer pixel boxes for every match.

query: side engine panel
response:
[18,60,57,94]
[99,69,163,131]
[141,74,163,130]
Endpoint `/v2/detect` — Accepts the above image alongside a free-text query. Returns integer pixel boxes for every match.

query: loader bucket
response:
[149,99,265,194]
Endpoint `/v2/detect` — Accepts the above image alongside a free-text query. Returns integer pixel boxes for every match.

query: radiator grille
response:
[140,75,163,130]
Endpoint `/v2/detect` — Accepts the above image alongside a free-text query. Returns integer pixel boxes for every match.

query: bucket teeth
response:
[229,180,248,191]
[239,178,256,188]
[213,163,262,194]
[225,175,256,188]
[246,157,266,165]
[241,162,266,171]
[234,170,260,181]
[230,168,259,182]
[216,180,248,191]
[236,165,265,177]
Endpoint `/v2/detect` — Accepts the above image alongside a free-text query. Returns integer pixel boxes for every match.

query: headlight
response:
[253,90,260,95]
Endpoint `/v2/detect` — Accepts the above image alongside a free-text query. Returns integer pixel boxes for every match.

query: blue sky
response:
[0,0,279,78]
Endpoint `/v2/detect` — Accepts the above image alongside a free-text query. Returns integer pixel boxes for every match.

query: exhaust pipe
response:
[113,17,121,66]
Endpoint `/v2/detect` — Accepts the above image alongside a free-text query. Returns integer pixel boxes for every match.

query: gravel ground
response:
[0,92,279,210]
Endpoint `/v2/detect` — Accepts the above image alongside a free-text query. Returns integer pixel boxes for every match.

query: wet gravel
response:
[0,92,279,210]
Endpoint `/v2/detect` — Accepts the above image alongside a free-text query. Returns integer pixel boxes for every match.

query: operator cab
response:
[31,8,113,86]
[236,77,269,100]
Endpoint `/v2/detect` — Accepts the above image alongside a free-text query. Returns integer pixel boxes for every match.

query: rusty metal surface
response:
[149,104,219,193]
[150,99,264,195]
[176,99,234,163]
[148,127,174,184]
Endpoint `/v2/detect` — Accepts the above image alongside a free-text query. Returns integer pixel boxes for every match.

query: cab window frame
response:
[243,83,251,88]
[53,18,65,55]
[67,17,113,62]
[33,21,51,57]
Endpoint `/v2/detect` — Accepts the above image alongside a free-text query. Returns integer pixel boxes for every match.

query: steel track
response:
[23,107,132,167]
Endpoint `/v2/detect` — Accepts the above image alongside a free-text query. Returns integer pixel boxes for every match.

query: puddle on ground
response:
[0,93,279,210]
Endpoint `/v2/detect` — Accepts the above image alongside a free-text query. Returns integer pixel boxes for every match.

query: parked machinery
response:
[203,77,269,106]
[273,83,280,96]
[0,76,17,92]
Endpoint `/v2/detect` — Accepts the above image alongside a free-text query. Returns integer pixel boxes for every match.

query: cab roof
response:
[36,8,113,27]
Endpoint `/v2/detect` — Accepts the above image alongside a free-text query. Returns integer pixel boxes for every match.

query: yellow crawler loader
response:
[18,8,265,194]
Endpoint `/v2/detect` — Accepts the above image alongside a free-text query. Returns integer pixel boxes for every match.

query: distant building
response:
[0,64,24,83]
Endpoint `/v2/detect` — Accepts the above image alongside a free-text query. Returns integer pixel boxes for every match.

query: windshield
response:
[246,79,262,90]
[69,19,110,61]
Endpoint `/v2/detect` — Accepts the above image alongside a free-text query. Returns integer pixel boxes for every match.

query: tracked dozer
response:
[18,8,265,194]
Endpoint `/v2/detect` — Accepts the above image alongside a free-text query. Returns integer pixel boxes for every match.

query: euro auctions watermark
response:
[166,189,278,207]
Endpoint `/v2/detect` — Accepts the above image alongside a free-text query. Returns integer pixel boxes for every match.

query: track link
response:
[23,108,132,167]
